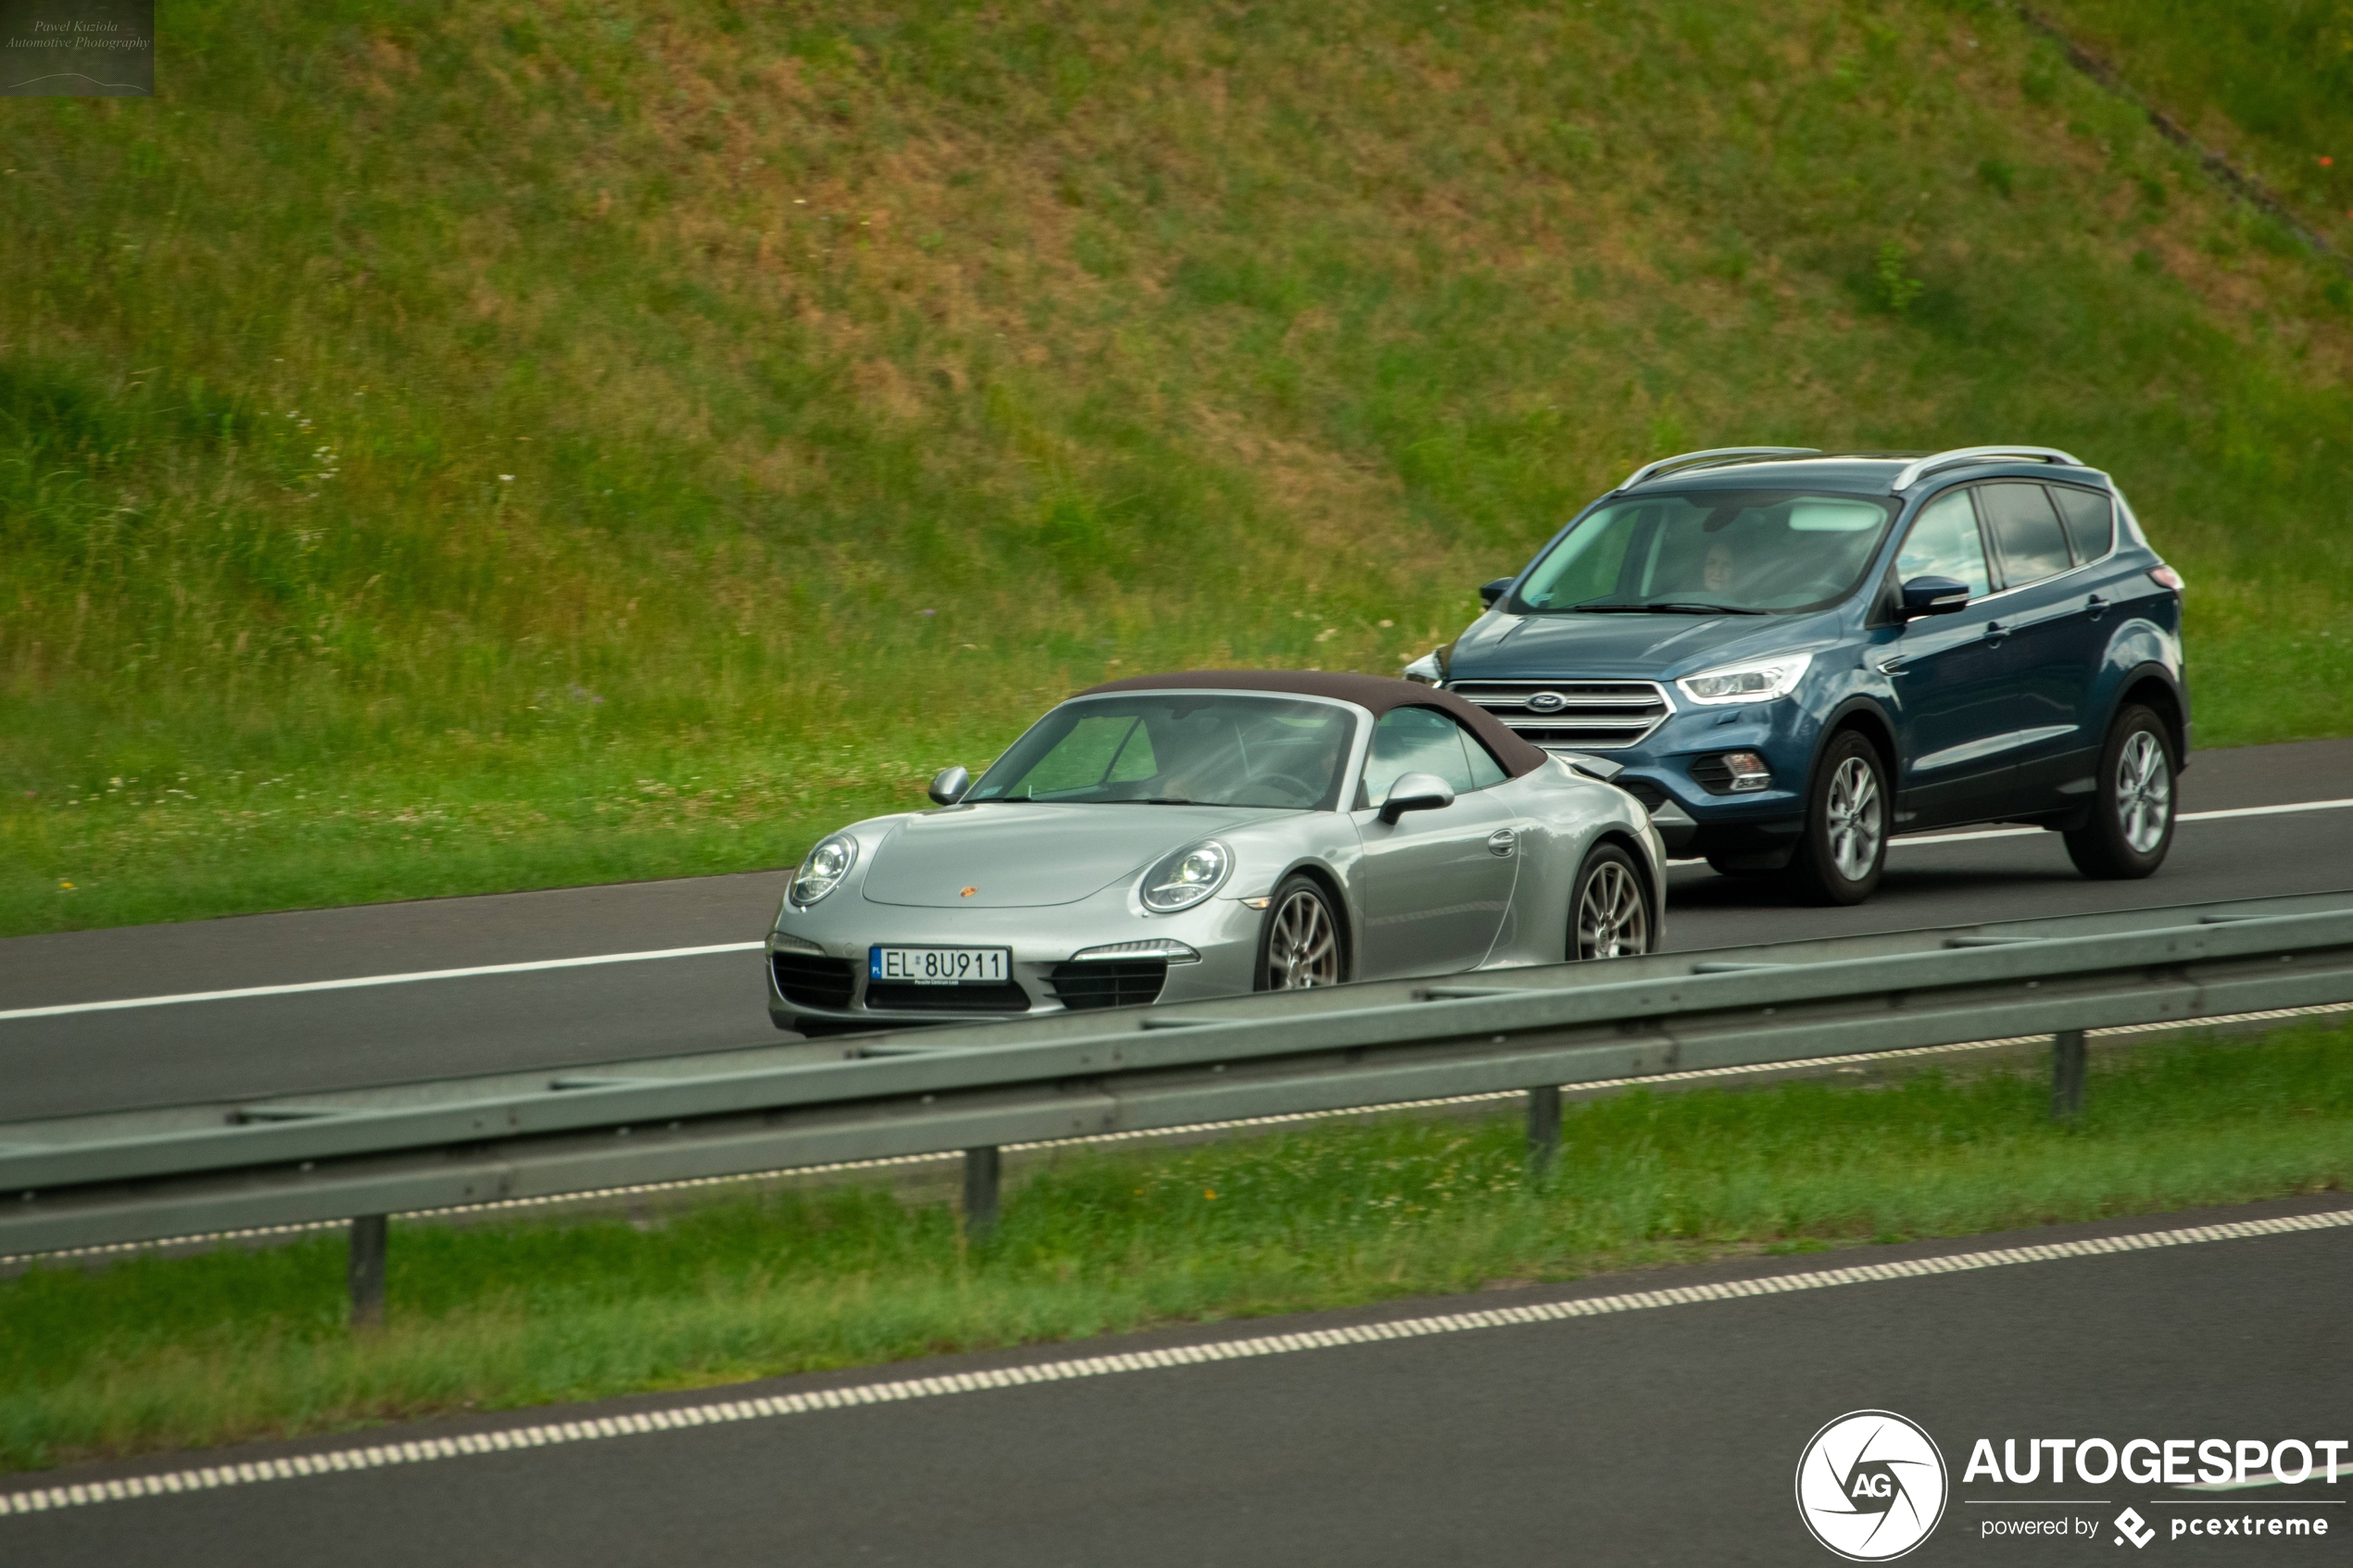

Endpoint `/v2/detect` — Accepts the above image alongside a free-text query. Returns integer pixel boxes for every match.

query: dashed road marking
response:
[6,1205,2351,1518]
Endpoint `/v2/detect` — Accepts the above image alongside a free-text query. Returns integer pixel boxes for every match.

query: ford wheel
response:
[1787,731,1888,906]
[2064,704,2176,880]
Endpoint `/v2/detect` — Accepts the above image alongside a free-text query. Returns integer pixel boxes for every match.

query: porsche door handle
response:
[1487,828,1517,858]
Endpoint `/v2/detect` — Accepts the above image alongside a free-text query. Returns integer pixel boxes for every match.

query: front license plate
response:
[869,945,1012,985]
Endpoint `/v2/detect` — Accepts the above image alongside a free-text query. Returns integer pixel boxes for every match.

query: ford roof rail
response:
[1892,445,2086,492]
[1613,446,1820,493]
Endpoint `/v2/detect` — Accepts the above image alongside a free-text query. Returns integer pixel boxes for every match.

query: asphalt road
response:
[9,1194,2349,1566]
[5,738,2350,1123]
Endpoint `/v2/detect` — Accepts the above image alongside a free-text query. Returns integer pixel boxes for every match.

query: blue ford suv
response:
[1410,446,2189,904]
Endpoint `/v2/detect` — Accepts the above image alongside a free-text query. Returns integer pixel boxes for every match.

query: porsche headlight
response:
[789,833,859,907]
[1139,840,1231,913]
[1676,651,1814,706]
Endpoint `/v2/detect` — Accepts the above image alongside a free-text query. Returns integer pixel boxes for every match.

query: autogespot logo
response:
[1796,1411,1951,1562]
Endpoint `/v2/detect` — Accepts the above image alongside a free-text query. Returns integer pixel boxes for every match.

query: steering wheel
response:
[1252,770,1325,806]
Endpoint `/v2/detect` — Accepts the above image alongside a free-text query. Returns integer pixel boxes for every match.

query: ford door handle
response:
[2084,594,2109,621]
[1487,828,1517,858]
[1982,621,2010,646]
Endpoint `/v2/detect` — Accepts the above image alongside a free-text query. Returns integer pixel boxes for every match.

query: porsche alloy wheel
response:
[1572,844,1654,960]
[1258,877,1344,989]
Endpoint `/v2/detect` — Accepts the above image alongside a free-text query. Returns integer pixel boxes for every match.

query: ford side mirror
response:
[1900,575,1970,619]
[928,765,971,806]
[1478,578,1515,609]
[1378,771,1456,824]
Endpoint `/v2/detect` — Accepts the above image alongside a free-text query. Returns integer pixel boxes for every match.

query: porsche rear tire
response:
[1570,842,1655,960]
[1255,875,1347,990]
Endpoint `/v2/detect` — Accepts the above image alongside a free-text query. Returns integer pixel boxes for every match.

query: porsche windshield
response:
[968,695,1353,809]
[1511,488,1898,615]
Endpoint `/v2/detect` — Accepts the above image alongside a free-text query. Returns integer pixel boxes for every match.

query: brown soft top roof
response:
[1076,670,1549,779]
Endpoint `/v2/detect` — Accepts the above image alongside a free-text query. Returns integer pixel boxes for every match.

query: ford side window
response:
[1895,489,1991,599]
[2048,484,2115,564]
[1978,481,2073,587]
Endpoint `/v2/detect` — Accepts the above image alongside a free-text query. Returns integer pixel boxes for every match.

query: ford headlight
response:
[790,833,859,907]
[1139,840,1231,912]
[1676,652,1813,706]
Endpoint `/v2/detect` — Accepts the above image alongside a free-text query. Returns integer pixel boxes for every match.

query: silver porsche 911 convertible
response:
[767,671,1666,1034]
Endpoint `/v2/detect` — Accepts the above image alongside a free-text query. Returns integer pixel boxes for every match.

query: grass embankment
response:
[4,1022,2349,1473]
[2036,0,2353,252]
[6,0,2353,935]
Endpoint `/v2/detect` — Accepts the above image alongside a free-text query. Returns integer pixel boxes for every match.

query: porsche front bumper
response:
[767,889,1269,1031]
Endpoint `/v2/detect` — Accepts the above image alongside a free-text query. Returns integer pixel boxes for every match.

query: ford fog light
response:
[1721,751,1771,792]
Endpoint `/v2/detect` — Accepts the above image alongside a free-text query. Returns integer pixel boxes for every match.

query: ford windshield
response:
[1510,489,1898,616]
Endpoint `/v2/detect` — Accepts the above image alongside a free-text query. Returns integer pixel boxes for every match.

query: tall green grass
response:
[5,0,2352,934]
[4,1022,2350,1472]
[2037,0,2353,256]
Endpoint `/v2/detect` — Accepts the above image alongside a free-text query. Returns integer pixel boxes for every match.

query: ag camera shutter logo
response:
[1795,1410,1949,1561]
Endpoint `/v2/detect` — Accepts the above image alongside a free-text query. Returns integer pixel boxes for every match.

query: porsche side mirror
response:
[1478,577,1515,609]
[928,765,972,806]
[1900,575,1970,619]
[1378,771,1456,824]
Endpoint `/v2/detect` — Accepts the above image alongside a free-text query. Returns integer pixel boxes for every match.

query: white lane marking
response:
[2187,797,2353,822]
[1670,793,2353,862]
[1893,796,2353,848]
[14,797,2353,1022]
[6,1205,2348,1518]
[0,944,768,1023]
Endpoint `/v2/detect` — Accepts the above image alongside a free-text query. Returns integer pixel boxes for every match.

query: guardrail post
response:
[1526,1085,1562,1178]
[2051,1030,2087,1123]
[348,1214,388,1329]
[963,1146,1000,1245]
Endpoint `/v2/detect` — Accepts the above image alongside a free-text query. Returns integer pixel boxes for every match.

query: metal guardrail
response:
[6,890,2353,1323]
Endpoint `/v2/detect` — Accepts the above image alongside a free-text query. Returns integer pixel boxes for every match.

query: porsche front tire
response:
[1255,875,1347,990]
